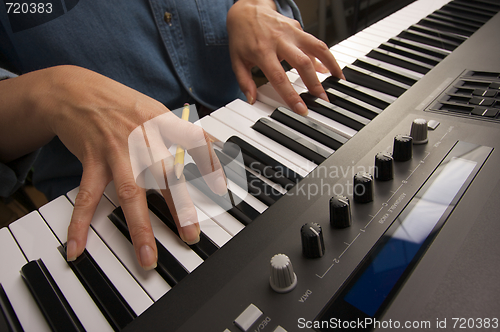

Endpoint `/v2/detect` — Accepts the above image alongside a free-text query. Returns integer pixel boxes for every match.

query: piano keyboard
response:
[2,0,500,330]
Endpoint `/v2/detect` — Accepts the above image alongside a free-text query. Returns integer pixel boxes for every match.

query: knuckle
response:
[74,189,95,209]
[116,181,141,202]
[129,223,152,241]
[295,53,312,68]
[269,70,287,86]
[316,39,329,52]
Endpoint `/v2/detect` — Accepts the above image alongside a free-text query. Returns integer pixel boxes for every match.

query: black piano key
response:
[59,246,135,331]
[0,284,23,332]
[398,29,459,51]
[444,3,495,20]
[183,163,259,225]
[322,76,394,109]
[301,92,370,131]
[436,8,488,25]
[224,136,302,186]
[214,150,283,205]
[353,57,420,86]
[388,36,449,59]
[409,24,467,43]
[366,48,433,75]
[21,260,84,332]
[342,64,410,97]
[427,12,482,31]
[252,117,331,164]
[455,0,500,12]
[107,207,189,287]
[146,190,219,259]
[378,42,441,66]
[324,87,383,120]
[418,17,475,37]
[270,106,348,150]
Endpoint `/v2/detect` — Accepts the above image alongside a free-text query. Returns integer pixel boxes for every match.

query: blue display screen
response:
[344,157,477,316]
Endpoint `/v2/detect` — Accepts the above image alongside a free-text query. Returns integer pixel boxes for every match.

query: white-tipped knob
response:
[269,254,297,293]
[410,118,428,144]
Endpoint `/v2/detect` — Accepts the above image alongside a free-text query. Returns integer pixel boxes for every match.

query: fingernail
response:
[214,173,228,196]
[140,245,157,270]
[319,92,328,102]
[245,92,254,104]
[66,240,77,262]
[341,73,346,80]
[294,102,308,116]
[180,224,200,245]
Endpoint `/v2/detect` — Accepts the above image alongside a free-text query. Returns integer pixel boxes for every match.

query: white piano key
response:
[363,25,405,40]
[223,98,335,156]
[337,39,373,55]
[9,211,114,332]
[185,181,245,236]
[66,187,171,301]
[106,182,232,253]
[38,195,153,315]
[354,31,388,45]
[253,80,357,139]
[331,44,367,60]
[147,210,204,273]
[341,35,380,53]
[195,207,232,247]
[226,177,268,214]
[328,50,357,65]
[357,55,424,80]
[197,115,308,178]
[104,181,120,207]
[210,107,317,172]
[0,227,51,332]
[182,152,268,216]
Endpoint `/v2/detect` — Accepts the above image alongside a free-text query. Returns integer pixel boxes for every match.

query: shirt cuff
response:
[273,0,304,27]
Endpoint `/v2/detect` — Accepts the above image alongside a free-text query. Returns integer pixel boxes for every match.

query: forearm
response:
[0,69,55,163]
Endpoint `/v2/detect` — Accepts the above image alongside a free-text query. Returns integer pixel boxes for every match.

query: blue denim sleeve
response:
[0,68,40,197]
[273,0,304,26]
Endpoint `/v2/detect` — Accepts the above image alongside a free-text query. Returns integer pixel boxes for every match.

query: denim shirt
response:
[0,0,301,199]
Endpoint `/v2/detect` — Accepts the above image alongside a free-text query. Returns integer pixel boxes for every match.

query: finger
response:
[259,53,309,115]
[149,157,201,245]
[67,162,110,261]
[280,43,328,102]
[111,153,157,270]
[299,33,345,80]
[232,57,257,105]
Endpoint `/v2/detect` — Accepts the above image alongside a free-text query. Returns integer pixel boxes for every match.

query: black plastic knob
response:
[393,135,413,162]
[330,195,352,228]
[301,222,325,258]
[353,172,374,203]
[375,152,394,181]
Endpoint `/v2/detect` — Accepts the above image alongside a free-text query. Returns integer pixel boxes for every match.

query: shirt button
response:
[164,11,172,25]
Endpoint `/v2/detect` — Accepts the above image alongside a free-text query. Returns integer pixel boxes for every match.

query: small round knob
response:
[393,135,413,162]
[269,254,297,293]
[375,152,394,181]
[330,195,352,228]
[410,118,428,144]
[301,223,325,258]
[353,172,374,203]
